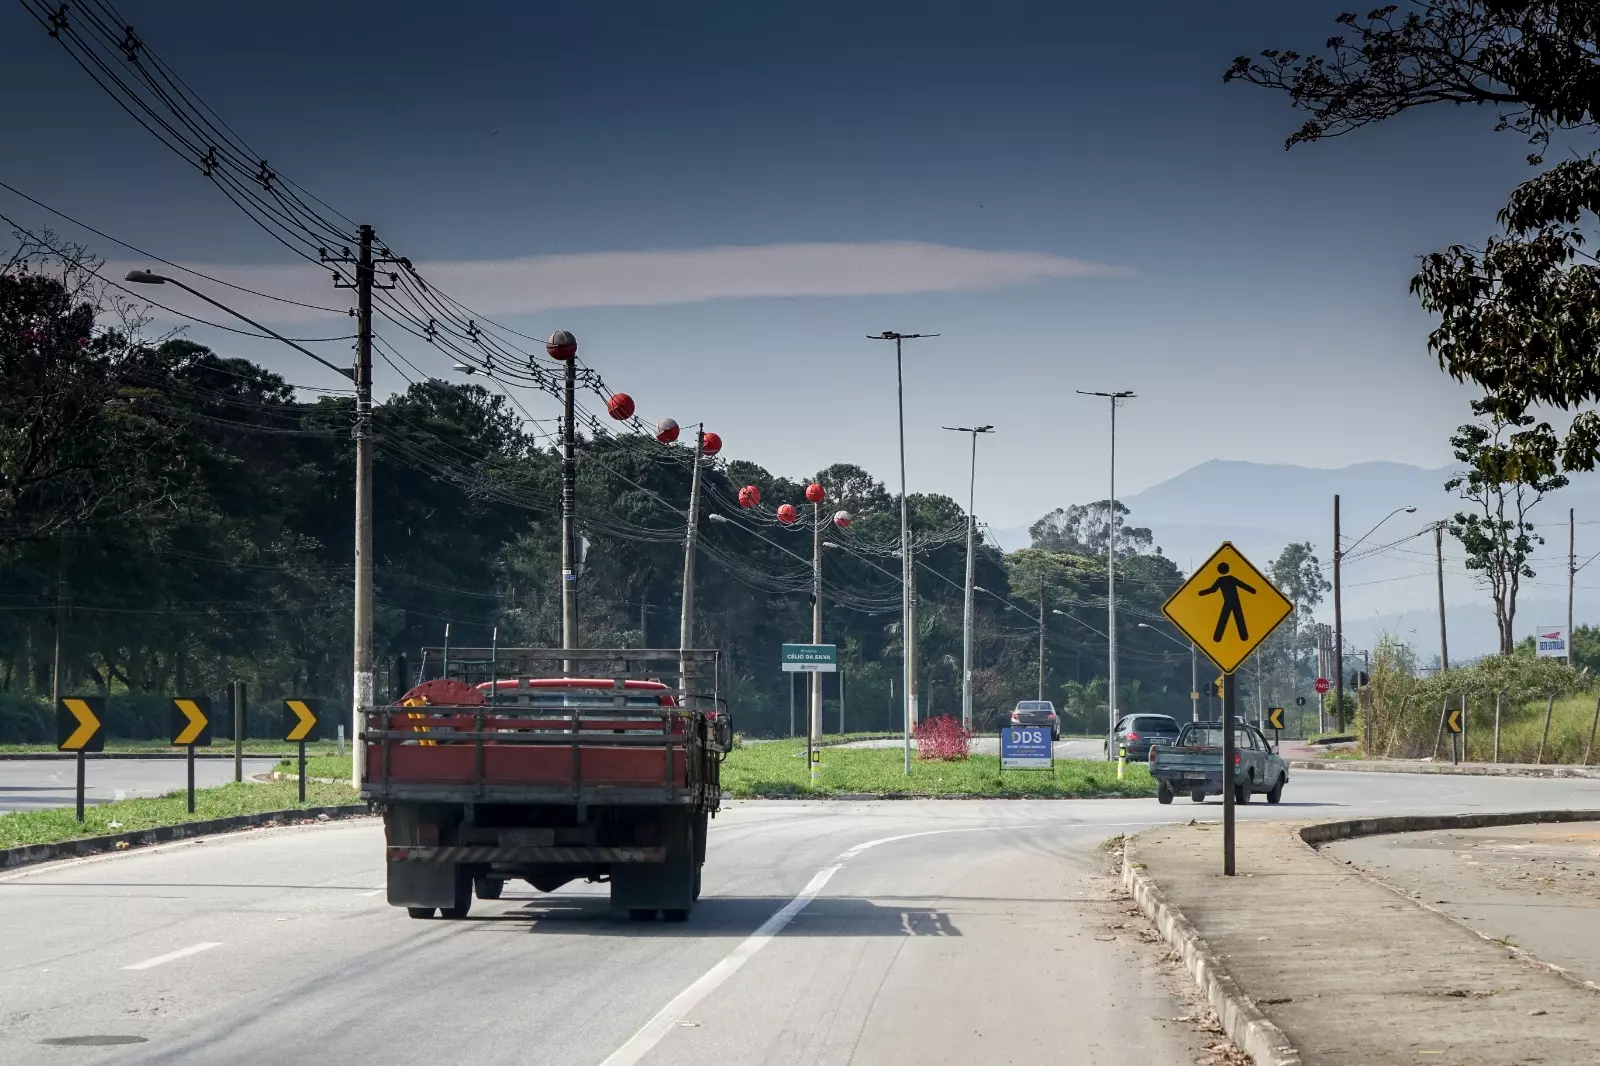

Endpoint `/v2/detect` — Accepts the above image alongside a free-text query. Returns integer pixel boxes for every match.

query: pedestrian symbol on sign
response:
[1197,562,1257,642]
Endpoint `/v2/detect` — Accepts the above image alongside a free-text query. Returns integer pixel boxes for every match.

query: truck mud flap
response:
[610,856,695,914]
[387,845,666,864]
[388,860,465,909]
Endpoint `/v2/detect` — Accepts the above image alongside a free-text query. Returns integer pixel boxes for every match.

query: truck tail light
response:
[1234,753,1241,766]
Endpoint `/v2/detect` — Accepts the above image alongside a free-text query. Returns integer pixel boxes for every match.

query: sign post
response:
[56,696,105,822]
[170,697,213,813]
[782,645,836,782]
[284,699,321,803]
[1446,703,1463,766]
[1162,541,1294,877]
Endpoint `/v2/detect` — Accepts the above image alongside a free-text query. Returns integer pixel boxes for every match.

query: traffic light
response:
[1351,670,1370,688]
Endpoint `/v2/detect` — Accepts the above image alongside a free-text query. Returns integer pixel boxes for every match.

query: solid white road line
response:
[123,942,222,971]
[595,826,1005,1066]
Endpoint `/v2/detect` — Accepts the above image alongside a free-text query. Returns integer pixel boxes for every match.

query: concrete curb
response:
[1297,807,1600,847]
[1287,758,1599,778]
[0,751,296,761]
[1122,833,1302,1066]
[0,803,372,871]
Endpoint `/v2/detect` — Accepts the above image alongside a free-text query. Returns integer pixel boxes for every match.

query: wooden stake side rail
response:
[360,705,712,807]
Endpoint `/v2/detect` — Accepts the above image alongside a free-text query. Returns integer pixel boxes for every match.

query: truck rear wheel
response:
[1156,782,1173,805]
[474,876,504,900]
[407,907,437,920]
[628,909,657,921]
[1190,790,1205,803]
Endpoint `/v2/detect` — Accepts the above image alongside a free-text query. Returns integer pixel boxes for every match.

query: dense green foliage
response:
[1,264,1216,739]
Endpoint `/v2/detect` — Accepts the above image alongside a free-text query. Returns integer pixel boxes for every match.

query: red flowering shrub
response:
[914,715,973,761]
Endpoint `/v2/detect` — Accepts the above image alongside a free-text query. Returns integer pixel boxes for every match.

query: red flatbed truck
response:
[361,647,729,921]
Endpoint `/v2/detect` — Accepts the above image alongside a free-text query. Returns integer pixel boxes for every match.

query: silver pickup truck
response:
[1148,721,1288,805]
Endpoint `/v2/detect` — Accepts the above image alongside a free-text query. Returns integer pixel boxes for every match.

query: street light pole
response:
[124,266,367,783]
[871,331,937,774]
[1079,390,1135,758]
[1333,499,1417,732]
[942,424,994,730]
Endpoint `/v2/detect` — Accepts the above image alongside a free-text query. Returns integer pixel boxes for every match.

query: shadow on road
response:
[461,893,964,937]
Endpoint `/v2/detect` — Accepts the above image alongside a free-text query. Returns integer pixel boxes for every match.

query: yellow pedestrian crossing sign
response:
[1162,542,1293,674]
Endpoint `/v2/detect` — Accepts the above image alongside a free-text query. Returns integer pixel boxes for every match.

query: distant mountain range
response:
[988,459,1600,660]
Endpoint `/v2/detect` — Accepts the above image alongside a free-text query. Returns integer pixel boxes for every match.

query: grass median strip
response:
[723,739,1157,798]
[0,780,359,849]
[276,742,1156,798]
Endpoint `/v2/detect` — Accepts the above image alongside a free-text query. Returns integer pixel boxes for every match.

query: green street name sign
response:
[781,643,837,672]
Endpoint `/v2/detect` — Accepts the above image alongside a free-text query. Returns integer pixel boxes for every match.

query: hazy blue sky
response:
[2,0,1541,528]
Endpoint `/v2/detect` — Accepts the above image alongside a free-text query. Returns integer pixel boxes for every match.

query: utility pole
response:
[337,224,383,789]
[870,331,937,774]
[1037,580,1046,701]
[323,225,397,788]
[1079,389,1135,758]
[1569,507,1576,665]
[810,495,823,777]
[557,334,579,654]
[1436,521,1450,673]
[679,427,706,697]
[942,423,994,730]
[1333,494,1344,733]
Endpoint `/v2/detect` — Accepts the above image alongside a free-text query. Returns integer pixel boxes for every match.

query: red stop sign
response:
[1314,677,1331,694]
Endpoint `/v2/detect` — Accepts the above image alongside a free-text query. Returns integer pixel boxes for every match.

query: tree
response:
[0,242,168,542]
[1029,500,1155,556]
[1227,2,1600,471]
[1446,398,1568,653]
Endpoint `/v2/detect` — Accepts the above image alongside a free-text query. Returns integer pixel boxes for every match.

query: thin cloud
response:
[110,240,1130,325]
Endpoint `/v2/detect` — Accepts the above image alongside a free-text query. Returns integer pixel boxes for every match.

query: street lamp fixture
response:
[123,270,355,381]
[707,513,729,524]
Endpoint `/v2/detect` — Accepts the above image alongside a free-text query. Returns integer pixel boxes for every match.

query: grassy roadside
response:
[0,780,360,849]
[277,742,1155,798]
[723,739,1157,798]
[0,739,345,756]
[274,754,353,780]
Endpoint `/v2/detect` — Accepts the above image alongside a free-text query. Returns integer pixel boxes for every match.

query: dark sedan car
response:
[1109,713,1181,761]
[1010,700,1060,740]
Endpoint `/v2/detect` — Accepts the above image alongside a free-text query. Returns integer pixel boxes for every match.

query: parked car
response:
[1147,720,1289,805]
[1108,714,1181,761]
[1010,700,1060,740]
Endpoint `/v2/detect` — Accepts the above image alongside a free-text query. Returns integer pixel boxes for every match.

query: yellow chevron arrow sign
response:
[1446,707,1463,735]
[170,698,212,747]
[56,697,105,752]
[284,699,319,743]
[1267,706,1284,731]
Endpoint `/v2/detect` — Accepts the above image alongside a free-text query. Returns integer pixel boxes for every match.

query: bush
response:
[914,715,973,761]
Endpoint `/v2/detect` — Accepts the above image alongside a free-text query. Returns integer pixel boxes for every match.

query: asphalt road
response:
[0,758,283,813]
[4,771,1599,1064]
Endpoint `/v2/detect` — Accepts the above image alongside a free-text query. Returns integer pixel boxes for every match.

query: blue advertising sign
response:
[1000,726,1053,770]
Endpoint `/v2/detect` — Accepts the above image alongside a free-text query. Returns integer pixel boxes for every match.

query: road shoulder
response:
[1125,817,1600,1065]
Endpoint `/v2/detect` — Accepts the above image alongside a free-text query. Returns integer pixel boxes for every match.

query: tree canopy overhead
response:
[1228,2,1600,472]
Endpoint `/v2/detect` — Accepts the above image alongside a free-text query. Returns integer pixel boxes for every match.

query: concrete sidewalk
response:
[1127,820,1600,1065]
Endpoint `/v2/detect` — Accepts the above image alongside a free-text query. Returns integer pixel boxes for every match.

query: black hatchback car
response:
[1110,714,1181,761]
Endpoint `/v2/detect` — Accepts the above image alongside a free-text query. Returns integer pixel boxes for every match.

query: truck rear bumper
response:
[387,845,666,864]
